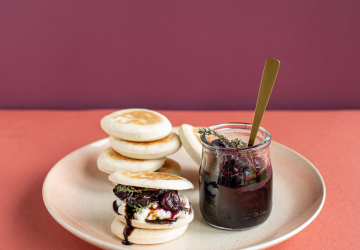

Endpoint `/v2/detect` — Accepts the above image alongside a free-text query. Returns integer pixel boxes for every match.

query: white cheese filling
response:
[117,195,192,222]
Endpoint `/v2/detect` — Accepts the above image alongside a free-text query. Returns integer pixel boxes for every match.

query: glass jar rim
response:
[200,122,271,151]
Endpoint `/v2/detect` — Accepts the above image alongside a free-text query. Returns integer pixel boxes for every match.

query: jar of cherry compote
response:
[199,123,272,230]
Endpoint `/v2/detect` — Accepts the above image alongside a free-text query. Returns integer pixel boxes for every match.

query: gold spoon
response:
[248,58,280,147]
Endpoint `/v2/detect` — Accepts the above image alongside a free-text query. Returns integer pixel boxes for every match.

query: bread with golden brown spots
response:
[108,171,194,190]
[97,147,166,174]
[109,132,181,160]
[101,109,172,142]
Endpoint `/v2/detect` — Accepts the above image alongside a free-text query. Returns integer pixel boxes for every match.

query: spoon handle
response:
[248,58,280,147]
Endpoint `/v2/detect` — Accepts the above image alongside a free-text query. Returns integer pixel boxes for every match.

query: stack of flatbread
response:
[98,109,182,175]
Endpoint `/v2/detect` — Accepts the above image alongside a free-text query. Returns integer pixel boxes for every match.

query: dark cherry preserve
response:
[199,132,273,230]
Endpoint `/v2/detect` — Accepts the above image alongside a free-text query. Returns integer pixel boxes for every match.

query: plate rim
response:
[42,138,326,250]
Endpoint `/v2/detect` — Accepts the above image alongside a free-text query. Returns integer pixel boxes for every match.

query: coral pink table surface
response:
[0,110,358,249]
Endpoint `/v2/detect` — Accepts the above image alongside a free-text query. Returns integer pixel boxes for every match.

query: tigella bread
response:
[101,109,172,142]
[179,124,202,166]
[109,132,181,160]
[97,147,166,174]
[155,158,182,176]
[111,218,188,245]
[109,170,194,190]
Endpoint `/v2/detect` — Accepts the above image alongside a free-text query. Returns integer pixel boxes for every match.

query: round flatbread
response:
[108,171,194,190]
[179,124,202,166]
[97,147,166,174]
[155,158,181,176]
[115,213,194,230]
[110,132,181,160]
[111,218,188,245]
[101,109,172,141]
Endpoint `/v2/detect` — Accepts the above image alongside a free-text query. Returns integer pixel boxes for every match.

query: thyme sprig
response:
[198,128,248,148]
[133,201,150,213]
[116,185,148,196]
[182,206,190,214]
[233,138,248,148]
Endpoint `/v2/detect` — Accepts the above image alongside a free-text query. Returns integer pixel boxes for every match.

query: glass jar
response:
[199,123,273,230]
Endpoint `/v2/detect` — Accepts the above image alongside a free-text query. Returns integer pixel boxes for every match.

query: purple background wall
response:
[0,0,359,110]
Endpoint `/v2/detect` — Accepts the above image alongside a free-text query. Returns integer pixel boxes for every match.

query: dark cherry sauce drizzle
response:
[112,201,120,215]
[112,200,135,245]
[122,203,136,245]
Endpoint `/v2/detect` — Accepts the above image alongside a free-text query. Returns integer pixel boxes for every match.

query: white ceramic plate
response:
[43,131,325,250]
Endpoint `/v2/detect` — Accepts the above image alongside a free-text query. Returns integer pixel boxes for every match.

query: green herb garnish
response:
[182,206,190,214]
[198,127,248,148]
[116,185,147,195]
[133,203,150,213]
